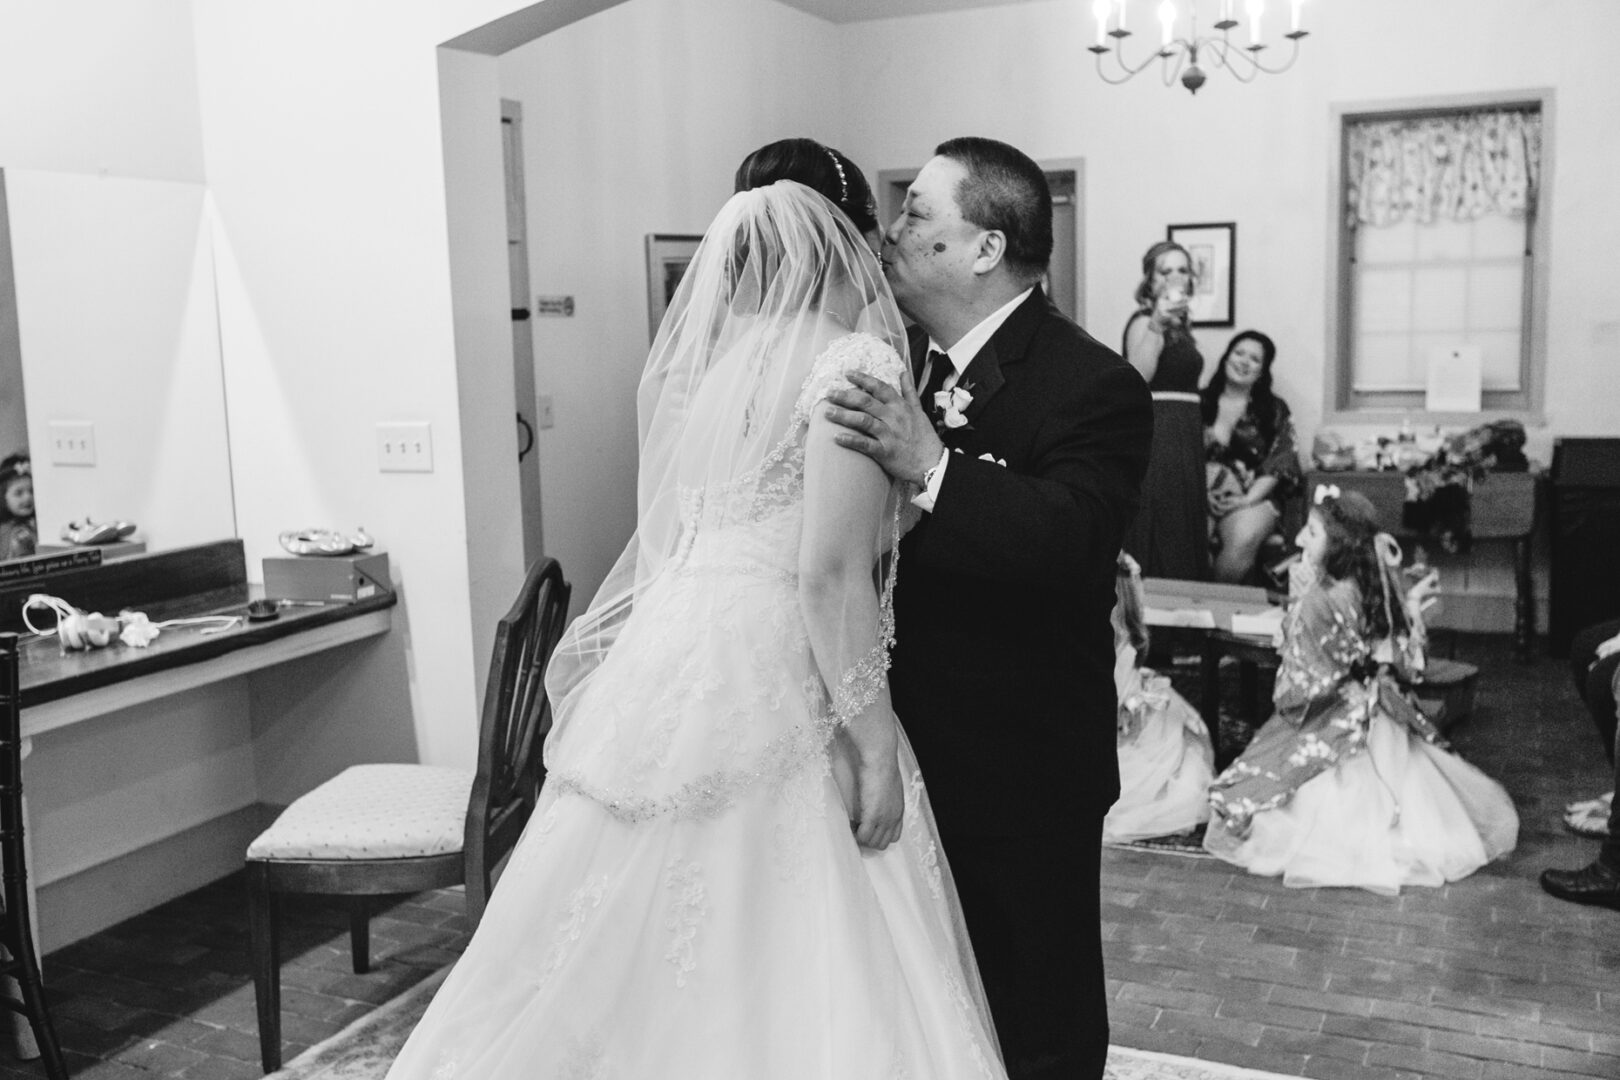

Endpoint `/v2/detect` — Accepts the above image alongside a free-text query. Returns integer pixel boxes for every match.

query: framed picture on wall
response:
[1166,222,1236,327]
[645,234,703,341]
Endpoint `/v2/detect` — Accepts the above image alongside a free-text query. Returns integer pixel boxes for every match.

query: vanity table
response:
[13,540,394,733]
[7,539,397,953]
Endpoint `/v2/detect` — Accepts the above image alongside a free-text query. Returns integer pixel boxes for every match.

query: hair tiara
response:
[824,147,849,204]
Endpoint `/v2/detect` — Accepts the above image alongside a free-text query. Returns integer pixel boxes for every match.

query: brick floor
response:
[1,633,1614,1078]
[1105,633,1620,1079]
[0,887,467,1079]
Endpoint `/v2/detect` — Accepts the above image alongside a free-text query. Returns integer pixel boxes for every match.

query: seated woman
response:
[1203,487,1519,894]
[1103,553,1214,843]
[1201,331,1302,584]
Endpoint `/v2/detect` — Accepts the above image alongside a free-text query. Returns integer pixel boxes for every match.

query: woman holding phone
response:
[1122,239,1209,582]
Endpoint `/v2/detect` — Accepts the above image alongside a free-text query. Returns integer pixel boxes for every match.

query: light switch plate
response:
[376,422,433,473]
[48,421,96,466]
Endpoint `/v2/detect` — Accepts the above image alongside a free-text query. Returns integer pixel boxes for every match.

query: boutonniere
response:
[932,381,975,432]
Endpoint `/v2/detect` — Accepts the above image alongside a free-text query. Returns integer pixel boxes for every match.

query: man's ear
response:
[970,230,1008,277]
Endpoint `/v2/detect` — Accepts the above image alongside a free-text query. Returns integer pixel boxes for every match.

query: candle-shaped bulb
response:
[1093,0,1111,44]
[1246,0,1264,42]
[1117,0,1129,32]
[1158,0,1175,46]
[1289,0,1302,31]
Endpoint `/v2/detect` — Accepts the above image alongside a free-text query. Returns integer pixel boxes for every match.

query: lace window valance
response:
[1345,108,1542,229]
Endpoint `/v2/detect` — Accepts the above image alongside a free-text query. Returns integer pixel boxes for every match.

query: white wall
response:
[0,0,205,183]
[838,0,1620,461]
[835,0,1620,626]
[189,2,488,775]
[497,0,844,615]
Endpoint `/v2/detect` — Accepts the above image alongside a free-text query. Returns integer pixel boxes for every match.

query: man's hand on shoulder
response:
[822,370,945,486]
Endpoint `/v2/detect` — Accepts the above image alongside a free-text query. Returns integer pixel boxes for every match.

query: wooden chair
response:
[0,633,69,1079]
[245,558,570,1072]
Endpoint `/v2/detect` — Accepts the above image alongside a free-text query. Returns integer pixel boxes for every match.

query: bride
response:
[383,141,1006,1079]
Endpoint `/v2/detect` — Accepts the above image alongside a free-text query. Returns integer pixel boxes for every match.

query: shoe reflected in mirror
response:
[60,517,139,545]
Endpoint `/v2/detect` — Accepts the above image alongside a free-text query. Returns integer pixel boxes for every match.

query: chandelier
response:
[1088,0,1311,94]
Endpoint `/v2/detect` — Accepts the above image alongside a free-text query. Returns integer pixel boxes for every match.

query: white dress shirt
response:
[912,287,1034,512]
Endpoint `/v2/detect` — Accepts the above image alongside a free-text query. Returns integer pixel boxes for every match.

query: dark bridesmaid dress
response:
[1122,311,1208,581]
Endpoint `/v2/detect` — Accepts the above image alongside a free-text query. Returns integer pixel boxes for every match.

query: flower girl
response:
[1103,553,1214,843]
[1203,486,1518,893]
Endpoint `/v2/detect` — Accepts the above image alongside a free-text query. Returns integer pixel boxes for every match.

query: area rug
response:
[269,963,1292,1080]
[1106,823,1214,858]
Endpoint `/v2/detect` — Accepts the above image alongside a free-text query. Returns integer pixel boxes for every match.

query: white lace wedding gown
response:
[384,336,1005,1080]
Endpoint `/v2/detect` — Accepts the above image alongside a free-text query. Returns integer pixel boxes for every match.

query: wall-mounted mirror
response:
[1,168,236,562]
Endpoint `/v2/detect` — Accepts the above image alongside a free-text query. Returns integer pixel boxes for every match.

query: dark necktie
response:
[921,350,953,414]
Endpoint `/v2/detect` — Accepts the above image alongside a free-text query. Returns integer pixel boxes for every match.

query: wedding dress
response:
[384,181,1005,1080]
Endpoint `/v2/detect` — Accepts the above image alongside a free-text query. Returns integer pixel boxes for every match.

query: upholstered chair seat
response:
[247,764,474,862]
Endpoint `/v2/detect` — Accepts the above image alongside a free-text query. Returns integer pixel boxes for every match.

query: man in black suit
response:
[824,137,1152,1079]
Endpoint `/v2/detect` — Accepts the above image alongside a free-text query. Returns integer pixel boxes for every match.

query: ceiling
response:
[775,0,1041,24]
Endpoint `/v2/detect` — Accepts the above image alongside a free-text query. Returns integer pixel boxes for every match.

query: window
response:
[1331,95,1550,417]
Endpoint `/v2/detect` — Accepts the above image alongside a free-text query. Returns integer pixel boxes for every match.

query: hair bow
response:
[1313,483,1341,505]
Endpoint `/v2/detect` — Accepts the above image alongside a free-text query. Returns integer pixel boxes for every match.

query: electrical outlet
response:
[536,395,555,430]
[376,422,434,473]
[48,421,96,466]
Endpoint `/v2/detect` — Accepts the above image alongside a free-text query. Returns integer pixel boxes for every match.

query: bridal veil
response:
[544,180,910,774]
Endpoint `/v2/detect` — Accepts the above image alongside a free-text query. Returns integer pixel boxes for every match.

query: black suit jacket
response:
[890,288,1153,838]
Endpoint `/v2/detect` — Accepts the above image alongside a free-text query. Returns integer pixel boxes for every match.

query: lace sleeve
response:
[794,332,905,420]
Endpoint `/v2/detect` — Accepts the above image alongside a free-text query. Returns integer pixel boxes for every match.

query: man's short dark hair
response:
[935,136,1053,282]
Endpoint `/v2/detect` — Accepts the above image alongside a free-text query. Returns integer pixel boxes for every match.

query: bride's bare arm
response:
[799,408,904,851]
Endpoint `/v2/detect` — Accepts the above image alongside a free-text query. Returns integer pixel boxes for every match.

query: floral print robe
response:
[1204,395,1303,511]
[1207,579,1445,838]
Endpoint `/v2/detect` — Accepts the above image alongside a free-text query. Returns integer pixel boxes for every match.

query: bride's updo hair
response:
[734,138,879,236]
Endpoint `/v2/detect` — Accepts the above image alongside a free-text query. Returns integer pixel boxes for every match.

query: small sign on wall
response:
[535,295,575,317]
[1425,345,1483,413]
